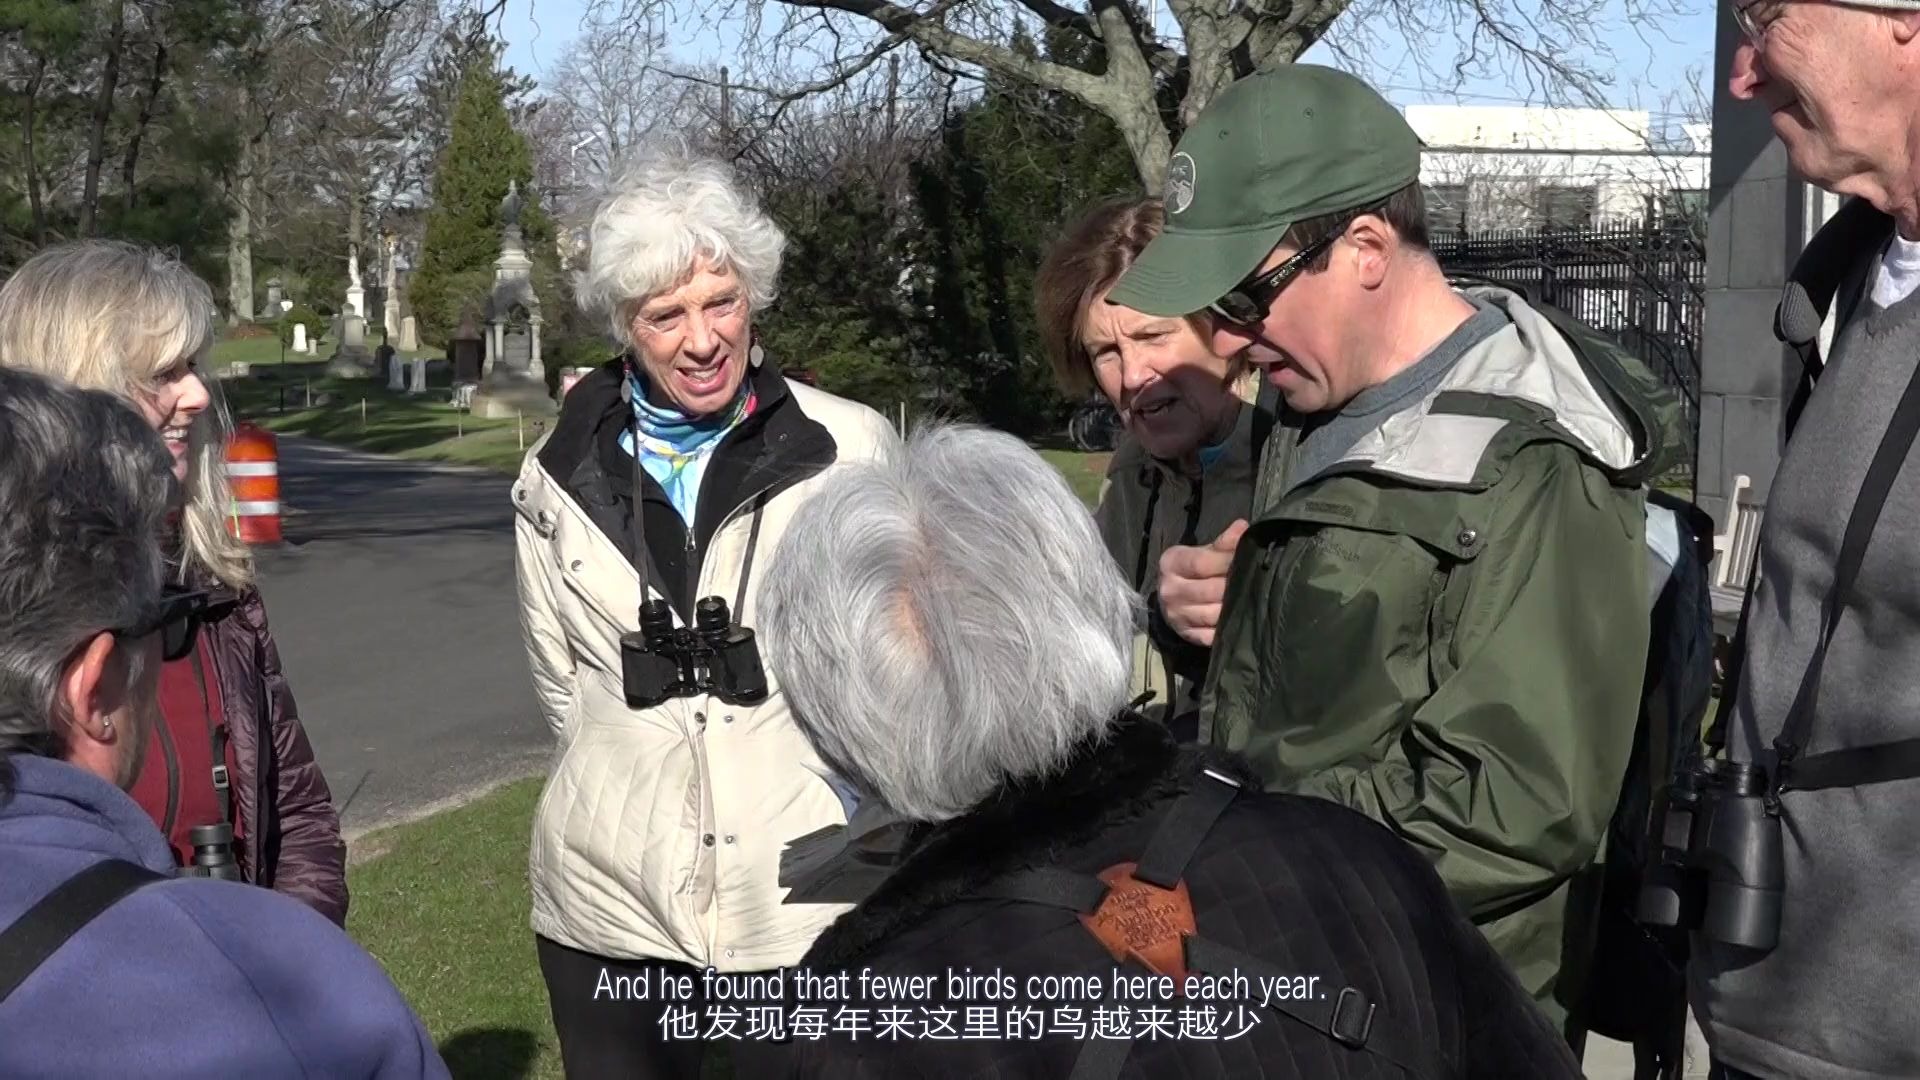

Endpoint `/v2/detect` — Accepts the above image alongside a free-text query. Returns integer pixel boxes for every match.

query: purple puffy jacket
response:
[200,584,349,925]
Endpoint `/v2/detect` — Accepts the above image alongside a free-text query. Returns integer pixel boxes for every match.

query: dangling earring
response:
[749,343,765,368]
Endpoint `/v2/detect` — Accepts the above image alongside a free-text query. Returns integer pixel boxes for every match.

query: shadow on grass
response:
[440,1026,542,1080]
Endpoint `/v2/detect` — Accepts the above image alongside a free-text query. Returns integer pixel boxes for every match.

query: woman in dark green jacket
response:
[1036,197,1261,740]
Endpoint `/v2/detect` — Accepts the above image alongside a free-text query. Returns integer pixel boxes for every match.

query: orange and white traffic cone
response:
[225,422,283,544]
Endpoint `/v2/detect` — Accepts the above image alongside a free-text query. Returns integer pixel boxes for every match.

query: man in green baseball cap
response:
[1108,63,1422,322]
[1121,64,1693,1049]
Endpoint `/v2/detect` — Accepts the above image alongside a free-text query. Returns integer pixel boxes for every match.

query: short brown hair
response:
[1282,181,1431,273]
[1034,197,1168,398]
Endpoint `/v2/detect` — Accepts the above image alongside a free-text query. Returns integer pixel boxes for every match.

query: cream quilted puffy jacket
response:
[513,371,895,971]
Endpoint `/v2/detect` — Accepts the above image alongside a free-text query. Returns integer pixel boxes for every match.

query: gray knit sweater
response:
[1692,244,1920,1079]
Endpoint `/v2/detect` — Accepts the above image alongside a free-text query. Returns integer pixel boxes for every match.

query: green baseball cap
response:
[1108,64,1422,317]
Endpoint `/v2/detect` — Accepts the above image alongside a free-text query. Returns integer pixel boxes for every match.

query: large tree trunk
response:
[121,41,170,213]
[22,55,48,244]
[80,0,131,236]
[226,163,255,324]
[1111,98,1173,193]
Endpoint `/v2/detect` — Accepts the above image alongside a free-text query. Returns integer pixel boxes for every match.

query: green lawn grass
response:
[217,361,543,474]
[350,779,750,1080]
[348,778,561,1080]
[1038,448,1111,507]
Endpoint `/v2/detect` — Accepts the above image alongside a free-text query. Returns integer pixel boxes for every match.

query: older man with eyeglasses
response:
[1685,3,1920,1079]
[1108,65,1686,1046]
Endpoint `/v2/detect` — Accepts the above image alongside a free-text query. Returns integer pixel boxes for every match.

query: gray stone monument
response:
[409,359,429,395]
[382,235,403,340]
[400,315,419,352]
[469,182,555,420]
[291,322,308,355]
[1697,3,1830,530]
[328,311,375,377]
[387,350,407,391]
[345,244,366,319]
[264,278,284,312]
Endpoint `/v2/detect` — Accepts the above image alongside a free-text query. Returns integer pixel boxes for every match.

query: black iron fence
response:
[1433,221,1706,465]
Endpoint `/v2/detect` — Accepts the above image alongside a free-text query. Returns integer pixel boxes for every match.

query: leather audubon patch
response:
[1078,862,1196,986]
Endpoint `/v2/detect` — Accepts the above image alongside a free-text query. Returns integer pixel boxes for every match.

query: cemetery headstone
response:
[291,323,308,354]
[399,315,419,352]
[326,311,375,378]
[375,342,399,388]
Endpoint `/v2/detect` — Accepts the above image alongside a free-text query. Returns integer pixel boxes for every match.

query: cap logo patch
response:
[1167,152,1197,215]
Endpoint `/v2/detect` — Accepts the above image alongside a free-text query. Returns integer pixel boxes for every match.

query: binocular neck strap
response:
[1772,347,1920,790]
[630,413,658,608]
[187,646,232,830]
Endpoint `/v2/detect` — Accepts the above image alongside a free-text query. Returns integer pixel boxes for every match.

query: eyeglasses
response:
[1207,215,1360,327]
[1731,0,1778,43]
[1734,0,1876,46]
[116,588,209,662]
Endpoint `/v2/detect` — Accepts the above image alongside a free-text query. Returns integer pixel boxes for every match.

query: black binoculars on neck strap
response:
[620,597,770,710]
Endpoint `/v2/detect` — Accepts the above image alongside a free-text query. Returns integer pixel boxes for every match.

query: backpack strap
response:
[1133,767,1240,887]
[0,859,166,1006]
[1714,199,1890,746]
[975,867,1110,913]
[976,767,1417,1079]
[976,767,1243,912]
[1183,935,1422,1074]
[1769,335,1920,795]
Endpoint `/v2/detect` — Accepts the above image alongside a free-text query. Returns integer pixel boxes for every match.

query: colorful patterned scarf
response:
[619,367,757,524]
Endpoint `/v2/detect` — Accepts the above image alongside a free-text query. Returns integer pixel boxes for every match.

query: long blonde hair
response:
[0,240,254,590]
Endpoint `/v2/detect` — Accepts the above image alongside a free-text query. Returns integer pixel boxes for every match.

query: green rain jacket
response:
[1201,286,1670,1031]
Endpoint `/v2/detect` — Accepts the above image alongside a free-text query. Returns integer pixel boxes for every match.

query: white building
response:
[1405,104,1711,234]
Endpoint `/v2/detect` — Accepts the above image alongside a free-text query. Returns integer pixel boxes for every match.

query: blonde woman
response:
[0,240,347,924]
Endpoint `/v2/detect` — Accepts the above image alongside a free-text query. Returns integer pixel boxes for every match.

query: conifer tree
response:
[410,61,556,345]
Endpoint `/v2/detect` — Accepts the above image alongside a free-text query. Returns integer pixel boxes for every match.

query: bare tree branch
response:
[775,0,1107,99]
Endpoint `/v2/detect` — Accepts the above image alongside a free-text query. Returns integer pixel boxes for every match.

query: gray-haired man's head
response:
[0,366,175,794]
[758,422,1140,822]
[1728,0,1920,220]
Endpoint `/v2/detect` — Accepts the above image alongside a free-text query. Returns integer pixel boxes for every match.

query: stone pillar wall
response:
[1697,5,1811,527]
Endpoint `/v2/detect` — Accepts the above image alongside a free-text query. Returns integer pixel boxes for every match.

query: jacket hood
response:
[1335,286,1661,488]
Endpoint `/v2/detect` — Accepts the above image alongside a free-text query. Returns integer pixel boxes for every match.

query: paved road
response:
[252,436,552,838]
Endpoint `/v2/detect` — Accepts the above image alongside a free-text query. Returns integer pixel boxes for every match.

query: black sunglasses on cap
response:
[116,588,209,662]
[1207,205,1381,327]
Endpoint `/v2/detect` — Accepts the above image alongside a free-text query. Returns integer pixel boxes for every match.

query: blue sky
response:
[498,0,1716,120]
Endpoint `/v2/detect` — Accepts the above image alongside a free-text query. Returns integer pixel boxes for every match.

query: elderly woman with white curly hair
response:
[740,423,1585,1080]
[512,144,894,1077]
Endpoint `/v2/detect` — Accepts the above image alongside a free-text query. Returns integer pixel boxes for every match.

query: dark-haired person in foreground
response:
[737,422,1580,1079]
[0,366,447,1079]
